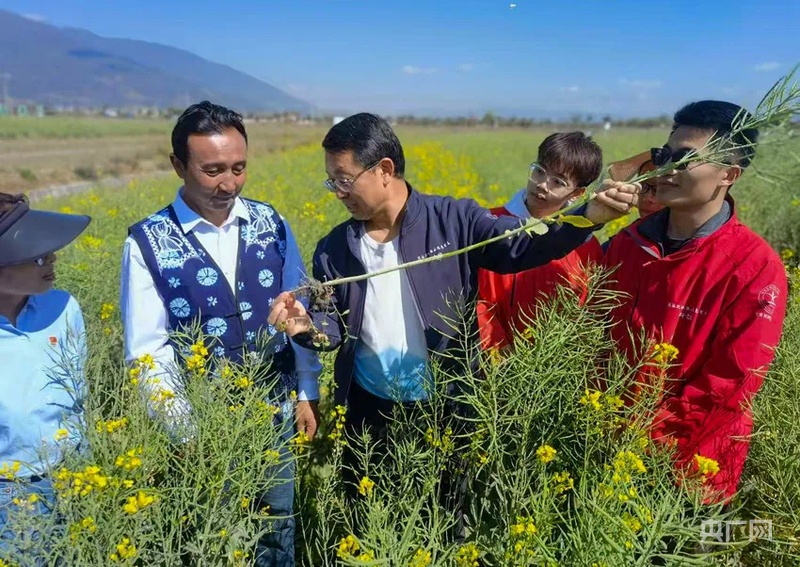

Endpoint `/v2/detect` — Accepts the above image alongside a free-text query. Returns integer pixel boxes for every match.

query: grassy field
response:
[0,116,328,192]
[5,124,800,565]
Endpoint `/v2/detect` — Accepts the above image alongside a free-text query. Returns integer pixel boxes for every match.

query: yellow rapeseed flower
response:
[536,444,557,464]
[100,303,115,320]
[694,454,720,478]
[652,342,679,365]
[234,376,253,389]
[109,537,136,561]
[54,428,69,441]
[115,448,143,470]
[455,542,480,567]
[410,548,432,567]
[579,389,603,411]
[358,476,375,497]
[0,461,21,480]
[122,491,156,515]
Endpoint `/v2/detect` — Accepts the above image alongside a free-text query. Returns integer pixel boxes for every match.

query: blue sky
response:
[4,0,799,117]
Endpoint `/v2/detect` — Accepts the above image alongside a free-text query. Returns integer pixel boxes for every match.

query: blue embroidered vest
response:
[128,198,295,389]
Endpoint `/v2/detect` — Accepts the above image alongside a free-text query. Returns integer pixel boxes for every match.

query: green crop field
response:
[5,125,800,566]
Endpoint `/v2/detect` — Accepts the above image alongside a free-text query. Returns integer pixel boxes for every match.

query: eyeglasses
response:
[323,160,382,194]
[650,146,696,171]
[528,163,571,191]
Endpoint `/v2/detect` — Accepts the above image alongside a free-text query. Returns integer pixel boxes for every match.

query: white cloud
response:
[754,62,780,72]
[402,65,437,75]
[560,86,580,93]
[22,13,46,22]
[619,78,662,89]
[457,63,474,72]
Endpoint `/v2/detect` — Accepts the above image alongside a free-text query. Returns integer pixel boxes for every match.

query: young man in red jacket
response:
[602,100,788,503]
[476,132,604,349]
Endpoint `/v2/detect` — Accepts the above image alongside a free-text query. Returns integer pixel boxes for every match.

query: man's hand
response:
[585,180,641,225]
[296,400,320,439]
[268,291,313,337]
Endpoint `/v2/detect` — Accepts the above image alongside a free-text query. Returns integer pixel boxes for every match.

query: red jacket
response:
[477,201,602,349]
[602,200,788,502]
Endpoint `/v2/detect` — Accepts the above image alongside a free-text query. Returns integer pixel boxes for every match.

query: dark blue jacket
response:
[294,184,598,405]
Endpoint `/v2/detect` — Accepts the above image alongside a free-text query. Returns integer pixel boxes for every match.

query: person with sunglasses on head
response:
[476,132,605,350]
[0,192,90,551]
[120,101,322,566]
[267,113,638,474]
[600,100,788,504]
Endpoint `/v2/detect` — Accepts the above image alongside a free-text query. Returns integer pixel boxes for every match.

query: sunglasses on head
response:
[650,146,694,171]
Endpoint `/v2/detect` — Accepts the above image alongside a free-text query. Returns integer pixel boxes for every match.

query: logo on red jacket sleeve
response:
[757,284,780,319]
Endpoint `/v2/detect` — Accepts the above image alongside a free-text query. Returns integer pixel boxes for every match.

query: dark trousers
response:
[254,405,297,567]
[342,380,468,540]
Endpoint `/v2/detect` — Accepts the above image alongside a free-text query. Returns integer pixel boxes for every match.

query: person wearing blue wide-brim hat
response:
[0,192,91,556]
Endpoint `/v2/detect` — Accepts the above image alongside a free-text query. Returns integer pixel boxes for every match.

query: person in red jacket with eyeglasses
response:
[476,132,604,350]
[601,100,788,503]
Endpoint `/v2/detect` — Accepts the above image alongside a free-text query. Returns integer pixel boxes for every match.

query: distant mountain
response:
[0,10,314,113]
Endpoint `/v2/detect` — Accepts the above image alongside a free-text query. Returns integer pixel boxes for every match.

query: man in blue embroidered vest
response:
[120,101,321,566]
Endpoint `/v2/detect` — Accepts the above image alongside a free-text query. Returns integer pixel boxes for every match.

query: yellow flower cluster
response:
[129,353,155,385]
[652,342,679,365]
[12,493,40,510]
[123,491,156,515]
[425,426,455,454]
[328,404,347,444]
[68,516,97,542]
[694,454,720,479]
[551,471,575,495]
[579,389,602,411]
[263,449,282,464]
[622,512,642,534]
[781,248,795,261]
[54,465,110,498]
[233,376,253,389]
[0,461,20,480]
[509,515,538,556]
[455,542,480,567]
[290,431,311,453]
[115,448,143,470]
[95,417,129,434]
[536,444,557,464]
[186,341,209,375]
[100,302,115,320]
[337,534,374,561]
[109,537,137,562]
[78,235,104,251]
[358,476,375,497]
[54,428,69,441]
[409,548,432,567]
[598,449,649,503]
[300,201,326,223]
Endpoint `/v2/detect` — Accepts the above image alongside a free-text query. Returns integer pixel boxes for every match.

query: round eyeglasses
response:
[528,163,571,191]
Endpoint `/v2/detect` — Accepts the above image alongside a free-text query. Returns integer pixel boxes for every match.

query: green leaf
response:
[557,214,596,228]
[525,221,550,236]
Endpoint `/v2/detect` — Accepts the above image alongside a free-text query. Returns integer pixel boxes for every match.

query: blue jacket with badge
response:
[294,184,598,406]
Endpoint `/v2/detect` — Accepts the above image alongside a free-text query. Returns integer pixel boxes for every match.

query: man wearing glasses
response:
[476,132,605,350]
[268,113,638,458]
[121,101,321,566]
[600,100,787,504]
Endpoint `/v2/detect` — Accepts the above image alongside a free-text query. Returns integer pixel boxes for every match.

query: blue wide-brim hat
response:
[0,195,91,267]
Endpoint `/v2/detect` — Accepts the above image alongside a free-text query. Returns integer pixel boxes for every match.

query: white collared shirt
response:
[120,189,321,427]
